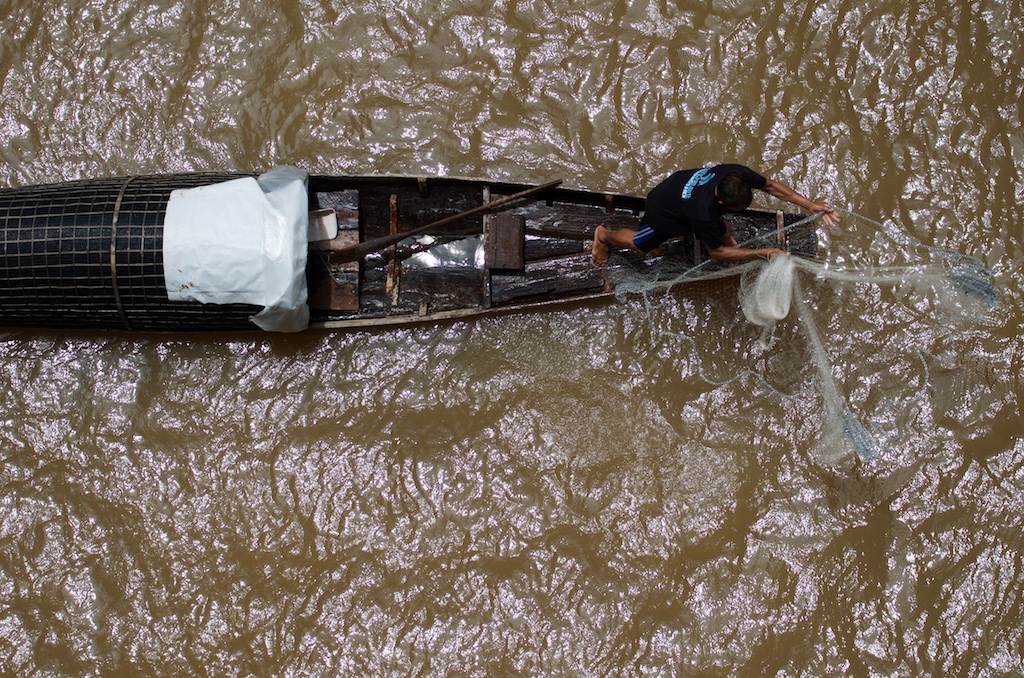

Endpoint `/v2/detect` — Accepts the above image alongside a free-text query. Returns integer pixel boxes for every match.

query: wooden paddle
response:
[331,179,562,263]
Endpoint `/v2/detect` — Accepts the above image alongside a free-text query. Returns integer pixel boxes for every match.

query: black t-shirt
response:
[642,164,768,249]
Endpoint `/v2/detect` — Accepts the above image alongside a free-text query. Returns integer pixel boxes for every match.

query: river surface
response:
[1,0,1022,675]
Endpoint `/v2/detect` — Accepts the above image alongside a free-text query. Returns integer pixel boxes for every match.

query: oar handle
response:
[332,179,563,263]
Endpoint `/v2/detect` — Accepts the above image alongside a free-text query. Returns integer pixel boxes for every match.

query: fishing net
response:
[609,210,1000,466]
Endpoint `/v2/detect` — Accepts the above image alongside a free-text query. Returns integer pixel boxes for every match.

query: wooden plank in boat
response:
[490,253,605,305]
[309,229,360,311]
[485,213,525,270]
[308,276,358,311]
[521,211,638,240]
[524,237,588,261]
[360,266,485,316]
[310,229,361,252]
[359,183,482,241]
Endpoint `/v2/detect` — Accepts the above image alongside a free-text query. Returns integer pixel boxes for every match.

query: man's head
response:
[717,172,753,212]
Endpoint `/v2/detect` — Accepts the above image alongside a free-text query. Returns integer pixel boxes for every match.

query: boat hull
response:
[0,173,816,333]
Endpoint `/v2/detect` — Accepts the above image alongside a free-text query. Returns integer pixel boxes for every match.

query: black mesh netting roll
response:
[0,173,264,332]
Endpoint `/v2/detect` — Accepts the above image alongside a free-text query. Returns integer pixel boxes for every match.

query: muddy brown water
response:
[0,0,1022,674]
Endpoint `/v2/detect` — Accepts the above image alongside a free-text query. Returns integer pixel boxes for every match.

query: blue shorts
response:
[633,223,669,253]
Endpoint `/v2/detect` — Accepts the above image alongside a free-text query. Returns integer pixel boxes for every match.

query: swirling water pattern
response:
[0,0,1022,674]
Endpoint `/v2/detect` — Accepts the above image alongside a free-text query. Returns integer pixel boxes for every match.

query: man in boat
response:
[591,164,840,265]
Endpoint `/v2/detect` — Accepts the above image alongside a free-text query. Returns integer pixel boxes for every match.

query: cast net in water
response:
[610,210,1000,466]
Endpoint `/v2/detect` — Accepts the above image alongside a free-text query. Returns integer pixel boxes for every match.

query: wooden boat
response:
[0,172,817,333]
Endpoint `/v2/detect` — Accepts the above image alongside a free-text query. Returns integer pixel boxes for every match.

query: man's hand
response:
[807,200,841,228]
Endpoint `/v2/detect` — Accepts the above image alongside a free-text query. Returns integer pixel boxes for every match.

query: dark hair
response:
[718,172,753,212]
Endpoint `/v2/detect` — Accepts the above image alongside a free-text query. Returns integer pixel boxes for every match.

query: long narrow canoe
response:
[0,172,816,332]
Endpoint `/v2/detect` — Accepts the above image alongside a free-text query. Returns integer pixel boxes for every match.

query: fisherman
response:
[591,164,840,265]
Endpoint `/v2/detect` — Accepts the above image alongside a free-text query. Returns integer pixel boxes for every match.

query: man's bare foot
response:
[592,225,611,265]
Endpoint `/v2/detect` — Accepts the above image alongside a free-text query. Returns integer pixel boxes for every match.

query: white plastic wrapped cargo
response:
[162,166,310,332]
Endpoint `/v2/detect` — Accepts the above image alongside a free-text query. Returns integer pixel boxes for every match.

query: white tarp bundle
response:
[162,166,310,332]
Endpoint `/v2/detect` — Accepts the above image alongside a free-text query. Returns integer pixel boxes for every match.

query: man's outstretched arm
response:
[762,179,841,228]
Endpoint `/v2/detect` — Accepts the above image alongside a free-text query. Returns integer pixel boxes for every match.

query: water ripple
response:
[1,0,1023,673]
